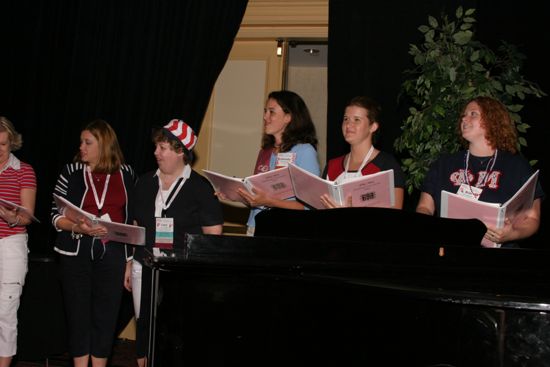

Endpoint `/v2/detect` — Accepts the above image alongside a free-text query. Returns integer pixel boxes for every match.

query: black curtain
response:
[0,0,248,253]
[328,0,550,247]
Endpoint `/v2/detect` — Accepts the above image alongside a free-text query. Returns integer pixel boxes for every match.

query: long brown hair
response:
[261,90,318,152]
[74,119,125,173]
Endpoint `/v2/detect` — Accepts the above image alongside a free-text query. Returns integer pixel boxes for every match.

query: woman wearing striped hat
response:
[128,119,223,367]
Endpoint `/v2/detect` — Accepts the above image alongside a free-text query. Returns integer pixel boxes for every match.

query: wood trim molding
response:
[237,0,328,39]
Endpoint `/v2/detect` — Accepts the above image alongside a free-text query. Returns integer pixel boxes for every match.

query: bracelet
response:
[8,216,20,228]
[71,223,83,240]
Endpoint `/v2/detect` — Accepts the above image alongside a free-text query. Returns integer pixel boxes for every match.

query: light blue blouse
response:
[247,143,320,228]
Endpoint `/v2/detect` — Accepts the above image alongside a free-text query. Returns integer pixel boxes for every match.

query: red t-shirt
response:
[0,161,36,238]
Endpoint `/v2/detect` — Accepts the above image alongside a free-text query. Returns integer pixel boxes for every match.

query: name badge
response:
[155,217,174,249]
[457,183,482,200]
[98,213,111,244]
[275,152,297,168]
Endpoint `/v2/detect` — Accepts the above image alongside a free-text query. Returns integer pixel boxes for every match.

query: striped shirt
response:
[0,154,37,238]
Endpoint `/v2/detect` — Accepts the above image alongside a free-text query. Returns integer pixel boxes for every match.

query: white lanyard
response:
[86,168,111,213]
[464,149,498,188]
[343,145,374,179]
[157,174,187,214]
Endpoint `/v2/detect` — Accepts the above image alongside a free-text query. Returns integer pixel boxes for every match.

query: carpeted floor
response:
[14,339,137,367]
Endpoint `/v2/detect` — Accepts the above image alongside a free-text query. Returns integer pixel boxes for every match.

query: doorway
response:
[286,40,328,168]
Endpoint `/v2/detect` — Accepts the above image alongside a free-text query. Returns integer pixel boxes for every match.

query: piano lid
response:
[144,208,550,311]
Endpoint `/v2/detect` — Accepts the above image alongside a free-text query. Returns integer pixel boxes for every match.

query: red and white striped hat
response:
[163,119,197,151]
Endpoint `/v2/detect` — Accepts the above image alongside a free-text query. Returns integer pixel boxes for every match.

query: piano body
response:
[144,208,550,367]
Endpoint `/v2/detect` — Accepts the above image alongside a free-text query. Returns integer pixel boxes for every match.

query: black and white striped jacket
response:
[50,162,135,259]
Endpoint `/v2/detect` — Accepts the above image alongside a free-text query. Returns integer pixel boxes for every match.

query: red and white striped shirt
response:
[0,154,36,238]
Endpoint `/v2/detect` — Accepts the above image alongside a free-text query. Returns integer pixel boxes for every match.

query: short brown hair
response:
[347,96,382,124]
[152,129,192,164]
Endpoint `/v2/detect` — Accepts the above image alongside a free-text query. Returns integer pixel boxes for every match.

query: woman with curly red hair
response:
[416,96,544,247]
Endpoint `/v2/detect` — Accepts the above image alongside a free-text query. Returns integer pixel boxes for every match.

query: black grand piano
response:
[144,208,550,367]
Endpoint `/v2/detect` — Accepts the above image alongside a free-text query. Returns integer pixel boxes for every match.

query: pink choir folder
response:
[288,163,395,209]
[0,198,40,223]
[440,170,539,247]
[203,167,295,205]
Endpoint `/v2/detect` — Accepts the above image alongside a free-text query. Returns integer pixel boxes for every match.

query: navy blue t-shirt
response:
[422,150,544,216]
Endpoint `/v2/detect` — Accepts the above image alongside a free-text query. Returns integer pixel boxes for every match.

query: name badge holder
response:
[275,152,297,169]
[154,177,185,250]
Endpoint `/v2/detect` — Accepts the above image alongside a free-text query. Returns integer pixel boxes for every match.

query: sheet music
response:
[0,198,40,223]
[53,194,145,246]
[440,170,539,248]
[203,167,294,204]
[288,163,395,209]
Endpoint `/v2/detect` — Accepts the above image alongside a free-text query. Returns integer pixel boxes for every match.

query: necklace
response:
[464,149,498,188]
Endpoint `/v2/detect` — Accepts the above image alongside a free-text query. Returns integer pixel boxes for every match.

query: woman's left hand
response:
[237,187,271,208]
[124,261,132,292]
[484,219,511,245]
[320,194,352,208]
[77,218,108,238]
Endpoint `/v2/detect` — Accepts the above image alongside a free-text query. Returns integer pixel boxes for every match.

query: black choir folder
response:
[0,198,40,223]
[53,194,145,246]
[202,168,294,204]
[440,170,539,247]
[288,163,395,209]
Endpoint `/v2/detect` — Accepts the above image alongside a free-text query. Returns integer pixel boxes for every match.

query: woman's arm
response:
[416,192,435,215]
[237,187,305,210]
[202,224,223,235]
[16,187,36,226]
[393,187,405,209]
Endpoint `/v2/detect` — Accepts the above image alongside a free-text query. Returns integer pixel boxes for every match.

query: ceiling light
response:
[276,39,283,57]
[303,48,320,55]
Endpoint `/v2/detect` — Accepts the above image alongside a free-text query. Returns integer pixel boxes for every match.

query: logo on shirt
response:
[450,169,501,189]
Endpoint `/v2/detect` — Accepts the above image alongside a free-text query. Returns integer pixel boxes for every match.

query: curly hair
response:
[261,90,318,152]
[0,116,23,151]
[458,96,518,153]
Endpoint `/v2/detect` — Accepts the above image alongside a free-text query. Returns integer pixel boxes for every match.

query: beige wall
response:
[288,65,328,169]
[194,0,328,174]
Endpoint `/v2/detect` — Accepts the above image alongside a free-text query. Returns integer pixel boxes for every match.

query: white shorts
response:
[0,234,28,357]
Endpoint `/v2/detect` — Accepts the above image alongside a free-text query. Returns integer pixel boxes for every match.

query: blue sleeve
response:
[292,144,320,176]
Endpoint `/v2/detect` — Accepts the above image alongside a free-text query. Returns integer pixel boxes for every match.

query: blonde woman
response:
[0,117,36,367]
